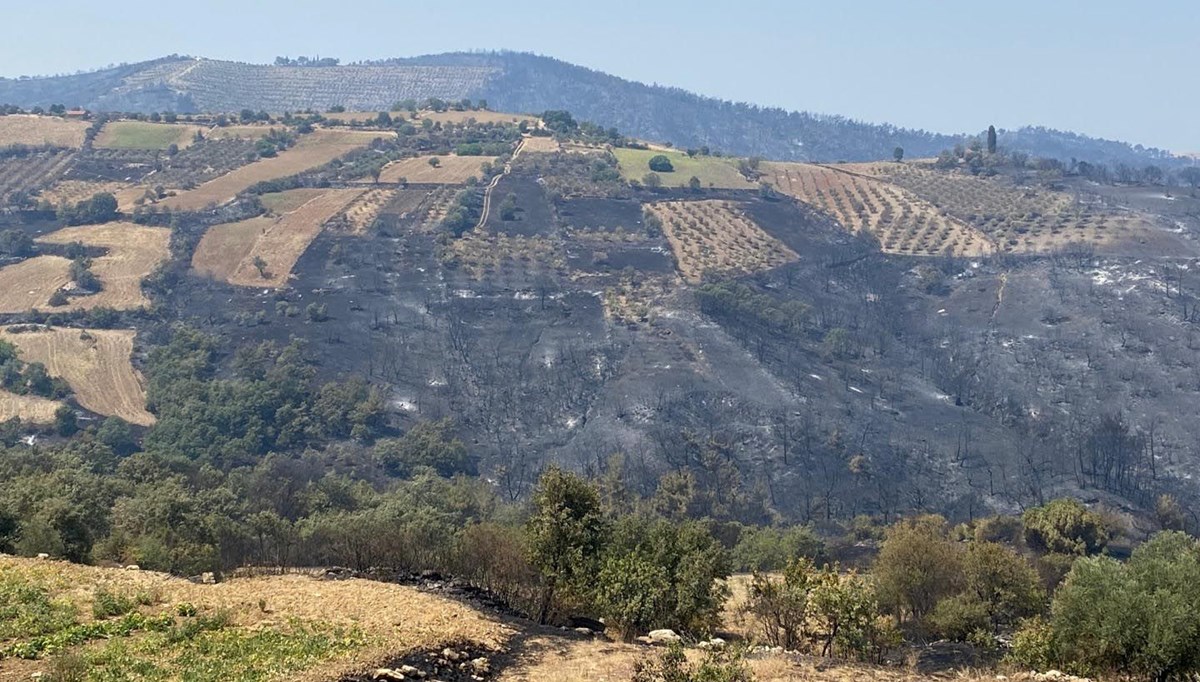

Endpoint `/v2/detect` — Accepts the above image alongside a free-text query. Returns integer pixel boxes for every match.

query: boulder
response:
[647,629,681,644]
[371,669,405,681]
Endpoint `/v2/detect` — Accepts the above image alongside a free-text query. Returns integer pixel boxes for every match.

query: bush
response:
[928,593,990,642]
[632,642,752,682]
[732,525,825,572]
[1022,498,1109,556]
[873,515,962,623]
[648,155,674,173]
[92,588,137,619]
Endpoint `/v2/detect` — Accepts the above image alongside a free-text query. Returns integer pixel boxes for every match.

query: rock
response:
[125,564,140,570]
[698,637,726,650]
[469,657,490,674]
[635,636,653,645]
[574,627,595,636]
[647,629,681,644]
[398,665,422,676]
[200,571,216,584]
[442,647,462,661]
[371,668,405,681]
[35,553,49,560]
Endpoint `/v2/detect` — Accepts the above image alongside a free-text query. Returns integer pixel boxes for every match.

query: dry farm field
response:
[519,135,561,153]
[160,129,389,210]
[0,115,89,147]
[193,188,363,287]
[335,187,396,233]
[447,231,565,279]
[259,188,329,214]
[764,162,994,256]
[0,151,73,201]
[0,327,154,425]
[94,121,201,150]
[0,389,61,424]
[420,109,537,126]
[378,154,495,184]
[648,200,798,283]
[0,257,72,312]
[38,179,128,207]
[203,124,276,140]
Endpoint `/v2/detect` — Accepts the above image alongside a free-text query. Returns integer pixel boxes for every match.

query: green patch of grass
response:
[96,122,190,150]
[612,147,755,189]
[0,570,78,640]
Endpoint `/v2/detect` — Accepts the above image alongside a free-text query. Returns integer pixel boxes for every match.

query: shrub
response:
[632,642,752,682]
[928,592,990,642]
[648,155,674,173]
[732,525,825,572]
[1022,498,1109,556]
[872,515,962,623]
[92,588,137,619]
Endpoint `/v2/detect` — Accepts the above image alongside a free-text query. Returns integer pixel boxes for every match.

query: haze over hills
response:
[0,52,1187,167]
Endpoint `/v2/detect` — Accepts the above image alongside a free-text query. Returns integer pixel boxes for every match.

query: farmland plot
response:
[160,129,389,210]
[0,389,61,424]
[647,200,798,283]
[192,188,363,287]
[94,121,201,150]
[378,155,494,184]
[0,256,72,312]
[0,151,73,201]
[764,162,994,256]
[0,115,89,148]
[612,148,755,189]
[38,180,128,207]
[37,223,171,311]
[335,188,396,234]
[0,327,154,425]
[518,136,561,153]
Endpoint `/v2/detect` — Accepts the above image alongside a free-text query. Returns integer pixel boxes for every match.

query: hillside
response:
[0,52,1187,166]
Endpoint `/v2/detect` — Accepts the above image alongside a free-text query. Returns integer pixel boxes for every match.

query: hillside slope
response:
[0,53,1186,166]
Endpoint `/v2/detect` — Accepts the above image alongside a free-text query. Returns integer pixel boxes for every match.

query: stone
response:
[647,629,681,644]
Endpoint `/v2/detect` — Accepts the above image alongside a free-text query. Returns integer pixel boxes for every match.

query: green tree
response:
[688,176,702,192]
[648,155,674,173]
[987,125,997,154]
[873,515,963,623]
[893,146,904,162]
[252,256,269,279]
[525,466,608,624]
[1022,498,1109,556]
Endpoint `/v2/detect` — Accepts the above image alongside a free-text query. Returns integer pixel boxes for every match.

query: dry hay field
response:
[334,188,396,234]
[379,154,494,184]
[520,135,562,153]
[0,114,89,148]
[160,129,389,211]
[0,389,61,424]
[193,188,363,287]
[764,162,994,257]
[648,200,798,283]
[871,163,1161,253]
[0,224,170,313]
[38,179,128,207]
[94,121,201,150]
[0,556,506,682]
[0,151,73,201]
[203,124,276,140]
[447,231,565,279]
[0,327,154,425]
[421,109,537,126]
[259,187,329,214]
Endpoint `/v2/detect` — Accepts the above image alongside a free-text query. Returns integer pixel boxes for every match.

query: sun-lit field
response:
[764,162,994,256]
[378,154,494,184]
[0,327,154,425]
[0,151,73,201]
[519,135,561,153]
[421,110,537,126]
[38,180,129,207]
[193,188,363,287]
[0,115,89,148]
[613,148,756,189]
[648,200,798,283]
[0,389,61,424]
[335,188,396,234]
[159,129,390,210]
[447,231,566,279]
[93,121,201,150]
[259,188,329,214]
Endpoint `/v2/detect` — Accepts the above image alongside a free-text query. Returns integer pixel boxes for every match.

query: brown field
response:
[37,223,171,311]
[519,135,561,153]
[877,164,1162,253]
[421,110,536,126]
[0,115,89,148]
[0,389,61,424]
[193,188,363,287]
[0,327,154,425]
[159,129,389,211]
[648,200,799,283]
[203,124,276,140]
[764,162,994,257]
[0,556,505,682]
[336,188,396,234]
[260,188,329,214]
[0,256,71,313]
[420,188,459,228]
[379,154,494,184]
[0,150,73,200]
[38,180,129,207]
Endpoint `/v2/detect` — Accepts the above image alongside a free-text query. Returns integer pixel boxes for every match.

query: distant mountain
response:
[0,52,1186,166]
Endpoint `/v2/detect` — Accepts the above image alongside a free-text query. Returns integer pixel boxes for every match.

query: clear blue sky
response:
[1,0,1195,152]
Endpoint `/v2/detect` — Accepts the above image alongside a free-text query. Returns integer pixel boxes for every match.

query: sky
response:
[0,0,1195,152]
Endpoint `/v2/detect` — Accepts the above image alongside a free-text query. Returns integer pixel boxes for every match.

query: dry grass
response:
[379,155,494,184]
[0,327,154,425]
[521,136,562,153]
[648,200,798,283]
[764,162,994,257]
[0,151,74,200]
[160,129,389,210]
[0,115,89,148]
[193,189,363,288]
[336,188,396,234]
[93,121,201,150]
[260,188,330,214]
[37,223,171,311]
[447,231,565,279]
[0,256,71,313]
[203,124,275,140]
[0,556,508,682]
[0,389,61,424]
[38,180,129,207]
[420,110,536,126]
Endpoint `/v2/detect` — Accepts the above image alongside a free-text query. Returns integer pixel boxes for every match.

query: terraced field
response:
[764,162,994,256]
[193,188,363,287]
[0,327,154,425]
[378,154,494,184]
[160,129,389,211]
[864,163,1162,253]
[647,200,798,283]
[0,115,89,147]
